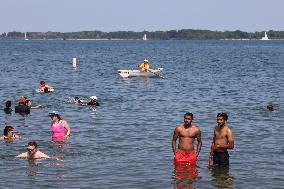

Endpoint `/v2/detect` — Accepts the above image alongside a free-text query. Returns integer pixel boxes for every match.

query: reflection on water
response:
[209,166,235,189]
[173,162,199,189]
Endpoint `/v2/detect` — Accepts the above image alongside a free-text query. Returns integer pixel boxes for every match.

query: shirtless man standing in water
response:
[172,112,202,165]
[17,141,50,159]
[208,112,234,166]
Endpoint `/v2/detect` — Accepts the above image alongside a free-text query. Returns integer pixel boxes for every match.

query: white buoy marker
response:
[72,58,77,68]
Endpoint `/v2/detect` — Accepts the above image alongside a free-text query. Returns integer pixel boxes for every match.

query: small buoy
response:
[72,58,77,68]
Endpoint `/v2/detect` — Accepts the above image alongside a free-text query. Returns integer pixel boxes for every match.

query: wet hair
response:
[40,81,45,85]
[54,114,62,120]
[4,126,14,136]
[217,112,228,121]
[267,105,274,111]
[5,101,12,108]
[28,141,38,148]
[44,87,49,93]
[25,99,30,106]
[74,97,79,100]
[184,112,194,119]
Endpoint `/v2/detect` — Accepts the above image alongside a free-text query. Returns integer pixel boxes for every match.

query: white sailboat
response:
[261,32,269,40]
[142,33,147,40]
[24,32,29,40]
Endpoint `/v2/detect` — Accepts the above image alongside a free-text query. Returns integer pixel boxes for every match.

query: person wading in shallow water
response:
[172,112,202,165]
[49,111,71,141]
[16,141,50,159]
[0,126,20,140]
[208,112,234,167]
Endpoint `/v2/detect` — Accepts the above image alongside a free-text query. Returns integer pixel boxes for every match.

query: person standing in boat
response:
[139,59,150,72]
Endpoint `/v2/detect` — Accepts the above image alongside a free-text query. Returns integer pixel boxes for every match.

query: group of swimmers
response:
[2,80,99,159]
[1,78,275,163]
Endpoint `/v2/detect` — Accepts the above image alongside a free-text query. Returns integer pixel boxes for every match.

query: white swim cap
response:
[144,59,148,62]
[90,96,97,100]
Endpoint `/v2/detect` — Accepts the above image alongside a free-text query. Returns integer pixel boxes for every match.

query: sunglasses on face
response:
[27,148,35,152]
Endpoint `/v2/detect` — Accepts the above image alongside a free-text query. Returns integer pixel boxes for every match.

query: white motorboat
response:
[118,68,163,78]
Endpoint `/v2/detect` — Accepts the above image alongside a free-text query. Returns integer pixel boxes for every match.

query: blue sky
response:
[1,0,283,33]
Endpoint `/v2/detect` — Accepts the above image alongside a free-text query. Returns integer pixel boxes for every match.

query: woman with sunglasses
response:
[16,141,50,159]
[49,111,71,142]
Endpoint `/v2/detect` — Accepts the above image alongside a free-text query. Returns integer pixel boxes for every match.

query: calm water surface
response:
[0,40,284,188]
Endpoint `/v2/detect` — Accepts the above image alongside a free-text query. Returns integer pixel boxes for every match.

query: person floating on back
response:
[68,96,99,106]
[139,59,150,72]
[208,113,234,167]
[87,96,100,106]
[172,112,202,166]
[0,126,20,140]
[74,97,83,104]
[16,141,50,159]
[39,81,54,93]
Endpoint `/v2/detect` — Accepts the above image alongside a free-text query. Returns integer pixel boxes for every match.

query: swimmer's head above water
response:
[267,105,274,112]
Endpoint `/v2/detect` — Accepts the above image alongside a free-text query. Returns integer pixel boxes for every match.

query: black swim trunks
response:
[213,151,230,166]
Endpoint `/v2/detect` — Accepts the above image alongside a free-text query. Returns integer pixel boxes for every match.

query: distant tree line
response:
[1,29,284,40]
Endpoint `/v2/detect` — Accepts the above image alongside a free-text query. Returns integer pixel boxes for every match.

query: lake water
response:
[0,40,284,188]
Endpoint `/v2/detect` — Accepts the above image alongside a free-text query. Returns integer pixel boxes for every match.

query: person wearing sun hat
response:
[87,96,100,106]
[139,59,150,72]
[49,111,71,141]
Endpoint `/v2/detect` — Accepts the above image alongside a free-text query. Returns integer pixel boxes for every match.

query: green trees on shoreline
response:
[1,29,284,40]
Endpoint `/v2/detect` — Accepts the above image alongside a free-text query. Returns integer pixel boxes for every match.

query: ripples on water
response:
[0,40,284,188]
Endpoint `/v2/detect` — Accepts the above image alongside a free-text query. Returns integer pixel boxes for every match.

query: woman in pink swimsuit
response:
[49,111,71,141]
